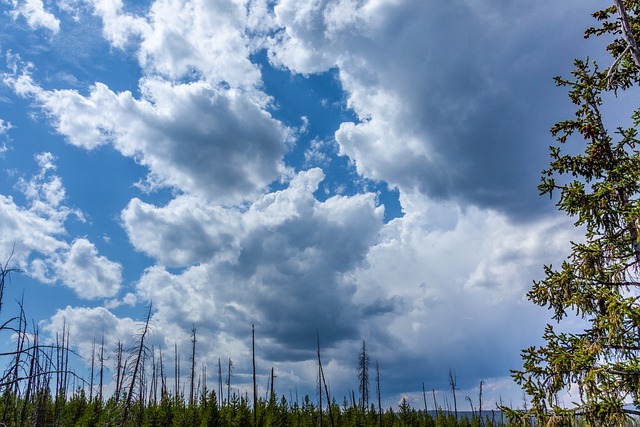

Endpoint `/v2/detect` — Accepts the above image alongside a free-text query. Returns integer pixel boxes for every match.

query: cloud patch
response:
[0,153,122,300]
[127,169,385,361]
[5,70,289,203]
[8,0,61,33]
[53,238,122,299]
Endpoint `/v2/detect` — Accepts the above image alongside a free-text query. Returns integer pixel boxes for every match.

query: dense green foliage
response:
[511,1,640,426]
[0,385,507,427]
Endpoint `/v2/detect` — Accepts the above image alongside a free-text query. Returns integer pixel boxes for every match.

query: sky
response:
[0,0,617,412]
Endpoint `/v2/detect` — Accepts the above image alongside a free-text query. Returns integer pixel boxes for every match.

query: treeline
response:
[0,387,505,427]
[0,260,506,427]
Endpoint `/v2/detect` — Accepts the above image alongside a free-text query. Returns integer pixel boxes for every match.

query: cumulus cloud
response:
[53,238,122,299]
[268,0,593,219]
[79,0,271,88]
[121,195,242,266]
[0,152,74,270]
[8,0,61,33]
[0,153,122,299]
[4,70,289,203]
[42,305,140,360]
[130,169,385,359]
[347,199,581,391]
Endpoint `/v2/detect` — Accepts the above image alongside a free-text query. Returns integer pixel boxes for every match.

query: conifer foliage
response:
[512,1,640,425]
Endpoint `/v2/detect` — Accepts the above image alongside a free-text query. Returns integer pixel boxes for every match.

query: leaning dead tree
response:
[121,303,153,427]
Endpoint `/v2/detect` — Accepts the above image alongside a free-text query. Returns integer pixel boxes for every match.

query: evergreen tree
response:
[512,1,640,425]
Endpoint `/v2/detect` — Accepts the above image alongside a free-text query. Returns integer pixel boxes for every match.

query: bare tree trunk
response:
[218,358,223,408]
[270,368,275,401]
[63,326,70,398]
[151,346,157,405]
[422,382,428,414]
[318,346,322,427]
[190,327,196,407]
[448,369,457,420]
[89,339,95,402]
[99,334,104,402]
[376,363,382,427]
[159,346,166,399]
[122,303,152,427]
[227,358,232,404]
[478,380,484,427]
[252,324,257,427]
[19,334,36,427]
[115,341,123,401]
[174,343,179,404]
[11,302,27,427]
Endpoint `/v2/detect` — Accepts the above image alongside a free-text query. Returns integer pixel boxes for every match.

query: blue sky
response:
[0,0,610,411]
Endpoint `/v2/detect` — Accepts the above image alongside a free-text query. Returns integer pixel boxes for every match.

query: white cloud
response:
[0,119,12,134]
[0,153,123,300]
[41,305,141,361]
[138,0,261,87]
[136,264,218,326]
[4,71,289,203]
[0,153,73,271]
[9,0,61,33]
[82,0,269,89]
[81,0,150,48]
[0,119,9,156]
[52,238,122,299]
[346,197,581,390]
[121,195,242,267]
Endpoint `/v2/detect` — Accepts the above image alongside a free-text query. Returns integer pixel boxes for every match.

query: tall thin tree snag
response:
[432,388,437,412]
[218,358,223,408]
[317,332,334,427]
[89,339,95,402]
[159,346,166,398]
[270,367,275,401]
[122,303,152,427]
[190,326,196,407]
[448,369,457,420]
[115,340,124,401]
[478,380,484,427]
[422,382,428,414]
[252,324,257,427]
[226,357,232,404]
[174,342,179,403]
[376,363,382,427]
[99,334,104,402]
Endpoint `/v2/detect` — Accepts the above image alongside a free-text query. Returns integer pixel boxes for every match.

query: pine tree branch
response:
[608,368,640,376]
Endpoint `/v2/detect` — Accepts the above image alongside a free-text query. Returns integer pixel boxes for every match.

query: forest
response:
[0,260,509,427]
